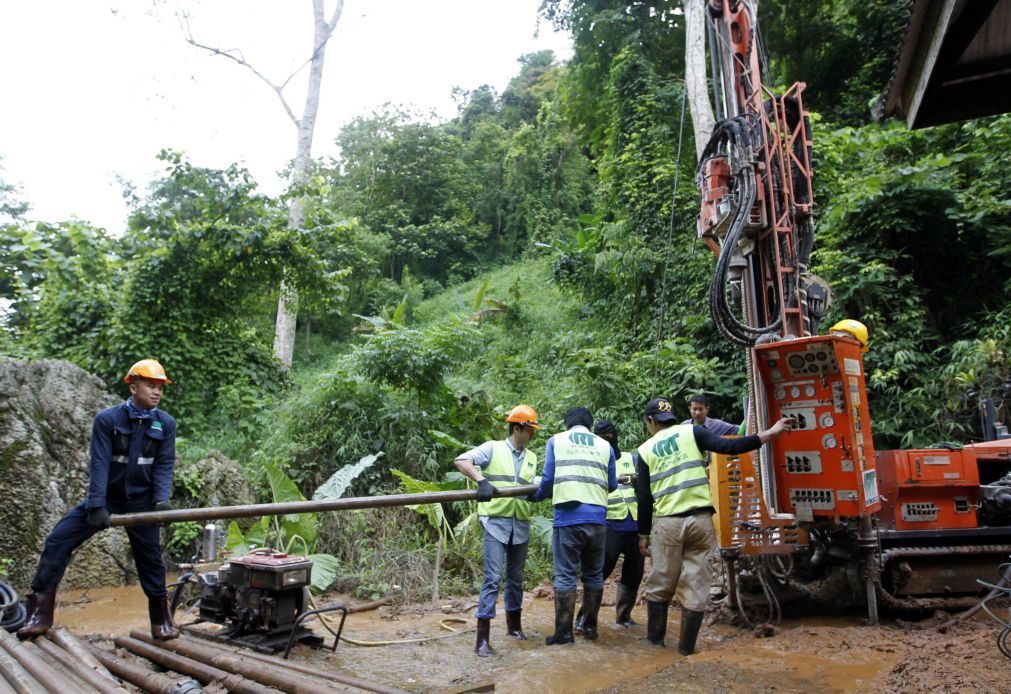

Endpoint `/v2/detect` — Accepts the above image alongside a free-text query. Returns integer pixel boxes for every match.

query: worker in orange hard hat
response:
[18,359,179,642]
[454,404,541,656]
[829,319,870,352]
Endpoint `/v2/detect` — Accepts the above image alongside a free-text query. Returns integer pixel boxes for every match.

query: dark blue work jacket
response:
[86,402,177,509]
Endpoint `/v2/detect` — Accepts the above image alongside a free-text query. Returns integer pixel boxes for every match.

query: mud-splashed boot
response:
[149,597,180,641]
[615,583,637,627]
[678,608,705,656]
[475,617,494,656]
[581,588,604,641]
[505,610,526,640]
[646,600,668,647]
[16,590,56,640]
[545,590,576,645]
[573,605,585,634]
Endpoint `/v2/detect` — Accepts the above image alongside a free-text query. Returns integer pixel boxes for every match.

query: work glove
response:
[154,500,172,513]
[476,479,500,503]
[87,507,111,529]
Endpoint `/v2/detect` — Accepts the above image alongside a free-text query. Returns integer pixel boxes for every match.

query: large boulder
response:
[0,359,129,590]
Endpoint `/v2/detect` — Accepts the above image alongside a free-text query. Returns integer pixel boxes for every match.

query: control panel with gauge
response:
[754,335,881,521]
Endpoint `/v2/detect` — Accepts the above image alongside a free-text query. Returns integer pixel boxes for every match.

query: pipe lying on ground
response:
[0,671,16,694]
[85,643,203,694]
[46,626,118,685]
[33,635,130,694]
[0,628,77,693]
[114,635,271,694]
[0,639,45,694]
[19,642,88,694]
[129,630,340,694]
[176,630,408,694]
[110,484,538,527]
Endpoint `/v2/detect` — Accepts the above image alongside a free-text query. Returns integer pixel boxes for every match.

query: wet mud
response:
[53,583,1009,693]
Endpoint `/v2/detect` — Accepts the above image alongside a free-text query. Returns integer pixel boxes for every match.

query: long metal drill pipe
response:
[0,629,77,693]
[0,639,45,694]
[85,643,201,694]
[33,635,131,694]
[19,642,88,694]
[114,636,272,694]
[110,484,538,527]
[45,627,118,686]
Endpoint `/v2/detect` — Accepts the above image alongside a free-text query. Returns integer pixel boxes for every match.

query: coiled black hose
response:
[0,580,27,632]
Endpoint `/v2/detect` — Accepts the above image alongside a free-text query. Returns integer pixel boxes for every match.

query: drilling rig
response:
[695,0,1011,623]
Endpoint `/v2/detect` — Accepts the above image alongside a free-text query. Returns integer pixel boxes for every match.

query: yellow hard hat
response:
[829,319,869,352]
[124,359,172,384]
[505,404,540,429]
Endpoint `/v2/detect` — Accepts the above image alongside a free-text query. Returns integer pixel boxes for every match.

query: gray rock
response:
[0,359,132,590]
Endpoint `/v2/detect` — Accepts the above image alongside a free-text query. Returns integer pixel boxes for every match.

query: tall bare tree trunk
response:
[683,0,716,162]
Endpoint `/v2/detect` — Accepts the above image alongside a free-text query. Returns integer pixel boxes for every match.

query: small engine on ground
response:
[191,548,323,652]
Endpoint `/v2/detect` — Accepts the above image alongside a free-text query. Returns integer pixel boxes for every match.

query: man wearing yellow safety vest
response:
[574,419,644,632]
[636,397,796,655]
[530,407,617,645]
[454,404,541,657]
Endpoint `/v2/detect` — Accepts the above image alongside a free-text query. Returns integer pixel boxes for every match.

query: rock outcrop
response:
[0,359,127,590]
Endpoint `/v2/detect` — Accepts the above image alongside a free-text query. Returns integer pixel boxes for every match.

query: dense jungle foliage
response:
[2,0,1010,597]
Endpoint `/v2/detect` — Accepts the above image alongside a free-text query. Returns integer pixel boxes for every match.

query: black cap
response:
[644,398,677,423]
[594,419,616,436]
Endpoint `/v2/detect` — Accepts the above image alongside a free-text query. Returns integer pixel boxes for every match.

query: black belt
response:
[662,506,715,519]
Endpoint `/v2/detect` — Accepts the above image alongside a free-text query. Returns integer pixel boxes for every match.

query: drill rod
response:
[109,484,538,528]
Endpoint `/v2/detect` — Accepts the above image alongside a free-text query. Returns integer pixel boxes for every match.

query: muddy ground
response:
[55,581,1010,693]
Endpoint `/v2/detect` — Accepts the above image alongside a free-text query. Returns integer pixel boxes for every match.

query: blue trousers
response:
[603,529,645,591]
[552,524,606,592]
[476,531,529,619]
[31,499,168,599]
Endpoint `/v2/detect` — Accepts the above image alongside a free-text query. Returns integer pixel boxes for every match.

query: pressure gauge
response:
[822,434,837,449]
[804,385,816,397]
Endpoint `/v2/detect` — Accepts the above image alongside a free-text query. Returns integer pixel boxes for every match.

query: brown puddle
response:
[51,583,1007,693]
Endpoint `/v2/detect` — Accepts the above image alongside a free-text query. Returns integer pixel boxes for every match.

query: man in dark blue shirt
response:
[18,359,180,641]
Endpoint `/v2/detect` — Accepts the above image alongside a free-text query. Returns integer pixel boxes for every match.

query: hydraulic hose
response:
[0,582,26,633]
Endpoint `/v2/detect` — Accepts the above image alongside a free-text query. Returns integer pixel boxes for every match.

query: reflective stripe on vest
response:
[638,424,710,516]
[552,430,610,507]
[606,451,638,521]
[478,440,538,521]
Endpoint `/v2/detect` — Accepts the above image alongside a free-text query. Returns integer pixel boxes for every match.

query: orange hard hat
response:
[124,359,171,384]
[505,404,540,429]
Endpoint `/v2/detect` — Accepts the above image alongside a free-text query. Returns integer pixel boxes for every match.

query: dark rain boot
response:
[16,590,56,640]
[573,604,585,634]
[646,600,669,647]
[475,617,494,657]
[505,610,527,640]
[545,590,576,645]
[581,588,604,641]
[149,597,180,641]
[615,583,637,627]
[678,608,705,656]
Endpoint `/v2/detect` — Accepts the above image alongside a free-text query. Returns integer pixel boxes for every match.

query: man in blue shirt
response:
[531,407,617,644]
[682,394,740,436]
[18,359,179,642]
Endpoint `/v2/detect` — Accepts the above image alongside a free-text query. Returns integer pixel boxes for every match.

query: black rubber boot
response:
[646,600,668,647]
[573,605,585,634]
[678,608,705,656]
[545,590,576,645]
[505,610,526,640]
[615,583,637,627]
[475,617,494,656]
[581,587,604,641]
[16,590,56,640]
[149,597,180,641]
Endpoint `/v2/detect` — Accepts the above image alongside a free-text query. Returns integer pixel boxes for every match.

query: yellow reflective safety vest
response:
[478,440,538,521]
[637,424,711,516]
[606,451,638,521]
[551,428,611,507]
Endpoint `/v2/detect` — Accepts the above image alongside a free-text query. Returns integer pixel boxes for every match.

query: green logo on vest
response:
[652,432,680,457]
[151,420,163,431]
[569,432,595,446]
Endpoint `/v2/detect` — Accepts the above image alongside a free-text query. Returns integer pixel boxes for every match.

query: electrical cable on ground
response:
[305,594,474,647]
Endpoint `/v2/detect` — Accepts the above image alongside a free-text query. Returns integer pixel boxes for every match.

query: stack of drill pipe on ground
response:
[19,641,91,693]
[0,639,45,694]
[0,672,15,694]
[85,642,203,694]
[114,634,273,694]
[34,635,131,694]
[0,628,78,692]
[129,630,382,694]
[46,626,119,685]
[170,630,408,694]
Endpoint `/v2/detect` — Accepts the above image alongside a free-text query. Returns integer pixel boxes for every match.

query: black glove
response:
[476,479,500,502]
[154,500,172,512]
[87,507,111,529]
